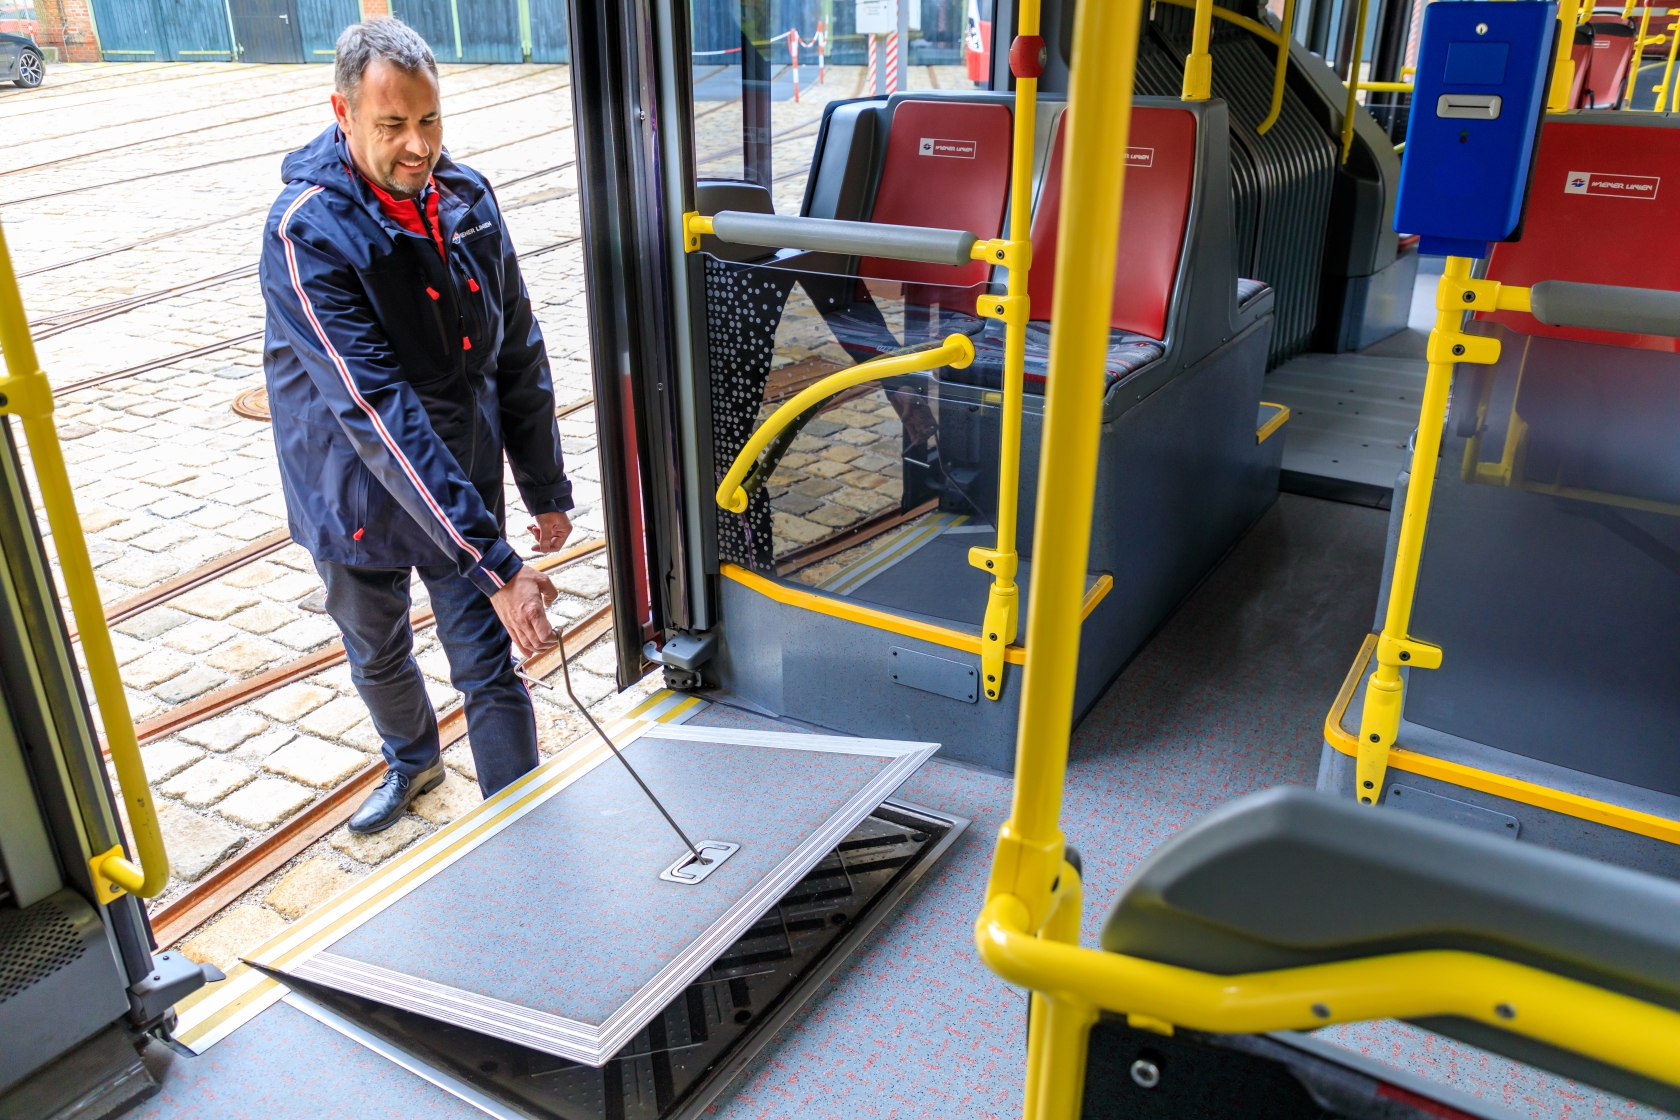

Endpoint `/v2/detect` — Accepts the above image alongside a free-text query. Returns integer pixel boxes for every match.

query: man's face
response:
[331,57,442,199]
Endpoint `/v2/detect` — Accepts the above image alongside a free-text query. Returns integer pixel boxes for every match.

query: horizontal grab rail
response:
[1529,280,1680,337]
[691,211,982,267]
[715,333,976,514]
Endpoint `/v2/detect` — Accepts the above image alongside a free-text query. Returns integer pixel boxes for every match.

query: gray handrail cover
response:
[1530,280,1680,339]
[709,211,979,267]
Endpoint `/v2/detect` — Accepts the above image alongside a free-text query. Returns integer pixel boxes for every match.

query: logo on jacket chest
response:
[454,220,496,242]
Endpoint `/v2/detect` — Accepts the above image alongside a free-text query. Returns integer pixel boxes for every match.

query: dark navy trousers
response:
[315,560,539,797]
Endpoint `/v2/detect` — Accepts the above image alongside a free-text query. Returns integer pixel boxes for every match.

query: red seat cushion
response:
[859,100,1013,288]
[1483,119,1680,351]
[1026,107,1197,341]
[1569,41,1593,106]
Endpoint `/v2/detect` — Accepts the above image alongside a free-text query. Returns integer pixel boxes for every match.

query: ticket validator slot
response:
[1395,0,1558,257]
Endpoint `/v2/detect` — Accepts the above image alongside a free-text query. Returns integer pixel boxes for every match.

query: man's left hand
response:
[528,511,572,553]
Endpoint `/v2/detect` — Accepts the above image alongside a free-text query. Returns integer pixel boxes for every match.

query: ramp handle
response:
[1529,280,1680,338]
[697,211,980,267]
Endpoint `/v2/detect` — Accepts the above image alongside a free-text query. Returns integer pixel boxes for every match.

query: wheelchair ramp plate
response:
[275,725,938,1066]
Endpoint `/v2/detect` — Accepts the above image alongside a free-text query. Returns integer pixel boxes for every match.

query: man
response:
[261,17,572,833]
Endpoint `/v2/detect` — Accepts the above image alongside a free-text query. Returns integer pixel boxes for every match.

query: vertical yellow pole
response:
[970,0,1041,702]
[0,223,168,898]
[983,0,1143,970]
[1183,0,1214,98]
[1021,863,1098,1120]
[1551,0,1586,109]
[1341,0,1373,163]
[1629,4,1653,108]
[1656,10,1680,110]
[1355,256,1471,804]
[1257,0,1299,134]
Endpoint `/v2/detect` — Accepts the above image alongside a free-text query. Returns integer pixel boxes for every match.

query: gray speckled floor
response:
[131,1000,484,1120]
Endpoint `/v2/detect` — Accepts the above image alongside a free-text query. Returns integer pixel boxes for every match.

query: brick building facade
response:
[35,0,101,62]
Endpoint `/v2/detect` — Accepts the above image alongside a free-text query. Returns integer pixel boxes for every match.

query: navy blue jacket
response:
[260,126,571,598]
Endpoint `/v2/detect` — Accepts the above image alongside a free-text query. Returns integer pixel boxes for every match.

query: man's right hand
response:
[490,564,559,657]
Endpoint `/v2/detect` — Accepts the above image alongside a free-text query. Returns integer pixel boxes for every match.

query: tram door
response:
[0,418,215,1107]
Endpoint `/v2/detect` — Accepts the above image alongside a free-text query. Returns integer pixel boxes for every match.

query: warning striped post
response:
[867,33,878,94]
[885,32,899,94]
[790,30,800,101]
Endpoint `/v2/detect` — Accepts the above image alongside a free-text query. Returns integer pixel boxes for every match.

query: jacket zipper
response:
[416,196,481,482]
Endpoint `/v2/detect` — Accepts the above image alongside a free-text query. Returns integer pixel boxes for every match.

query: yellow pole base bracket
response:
[682,211,713,253]
[971,237,1032,271]
[977,292,1029,327]
[968,546,1019,701]
[89,844,145,901]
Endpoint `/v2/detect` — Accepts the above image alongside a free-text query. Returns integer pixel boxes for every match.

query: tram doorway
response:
[228,0,304,63]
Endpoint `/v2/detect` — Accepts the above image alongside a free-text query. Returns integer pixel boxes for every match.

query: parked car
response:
[0,3,37,38]
[1,29,44,88]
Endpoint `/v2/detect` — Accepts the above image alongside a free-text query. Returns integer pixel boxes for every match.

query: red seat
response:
[1580,20,1637,107]
[1482,119,1680,351]
[1026,107,1198,341]
[858,99,1013,289]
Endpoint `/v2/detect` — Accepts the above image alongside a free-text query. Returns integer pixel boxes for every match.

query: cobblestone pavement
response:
[0,59,974,975]
[0,61,655,964]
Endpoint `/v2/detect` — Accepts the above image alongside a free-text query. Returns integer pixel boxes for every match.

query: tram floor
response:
[134,493,1667,1119]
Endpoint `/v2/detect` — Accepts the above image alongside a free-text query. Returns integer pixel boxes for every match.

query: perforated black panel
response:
[703,257,795,571]
[0,896,86,1003]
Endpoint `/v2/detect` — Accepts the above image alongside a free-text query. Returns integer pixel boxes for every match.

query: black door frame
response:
[565,0,700,686]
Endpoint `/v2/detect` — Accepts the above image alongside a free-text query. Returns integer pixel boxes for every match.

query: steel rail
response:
[31,264,258,338]
[146,600,616,948]
[4,67,566,179]
[0,80,576,209]
[123,540,606,748]
[66,529,293,642]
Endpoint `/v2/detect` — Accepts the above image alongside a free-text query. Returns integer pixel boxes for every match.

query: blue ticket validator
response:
[1394,0,1557,259]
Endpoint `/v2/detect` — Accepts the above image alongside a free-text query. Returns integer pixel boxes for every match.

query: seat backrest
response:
[1100,786,1680,1110]
[1025,106,1198,341]
[1482,116,1680,351]
[1570,38,1593,106]
[1582,20,1636,108]
[858,98,1014,289]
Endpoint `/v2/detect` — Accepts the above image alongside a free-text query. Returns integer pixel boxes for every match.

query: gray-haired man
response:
[260,19,573,832]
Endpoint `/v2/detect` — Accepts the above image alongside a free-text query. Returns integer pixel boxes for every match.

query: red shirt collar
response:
[359,169,445,259]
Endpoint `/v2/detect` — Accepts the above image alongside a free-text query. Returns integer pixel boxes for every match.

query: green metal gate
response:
[88,0,234,60]
[297,0,358,60]
[393,0,521,62]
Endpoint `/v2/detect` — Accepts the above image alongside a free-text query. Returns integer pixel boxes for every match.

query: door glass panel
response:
[687,0,985,213]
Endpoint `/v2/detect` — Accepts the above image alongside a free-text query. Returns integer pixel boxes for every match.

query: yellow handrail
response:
[1257,0,1298,135]
[1630,5,1655,105]
[1658,14,1680,110]
[1551,0,1587,109]
[0,223,169,900]
[976,881,1680,1091]
[1340,0,1374,163]
[713,333,975,515]
[966,0,1041,703]
[1357,80,1413,92]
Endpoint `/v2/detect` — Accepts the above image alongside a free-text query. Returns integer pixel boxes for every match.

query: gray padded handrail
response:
[709,211,979,267]
[1530,280,1680,338]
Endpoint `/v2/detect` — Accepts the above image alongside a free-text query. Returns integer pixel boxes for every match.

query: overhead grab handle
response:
[685,210,980,267]
[715,333,976,515]
[1529,280,1680,338]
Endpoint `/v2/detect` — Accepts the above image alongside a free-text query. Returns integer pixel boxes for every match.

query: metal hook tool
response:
[516,627,717,872]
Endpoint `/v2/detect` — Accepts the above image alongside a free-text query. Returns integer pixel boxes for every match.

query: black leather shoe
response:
[348,760,444,834]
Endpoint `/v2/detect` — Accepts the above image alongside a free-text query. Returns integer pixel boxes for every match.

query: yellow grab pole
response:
[967,0,1040,702]
[1660,13,1680,109]
[1183,0,1215,98]
[0,222,169,899]
[1257,0,1298,134]
[1629,4,1653,105]
[1551,0,1586,109]
[982,0,1143,954]
[1340,0,1373,163]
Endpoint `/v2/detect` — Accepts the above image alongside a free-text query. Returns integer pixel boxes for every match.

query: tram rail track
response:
[3,68,569,180]
[145,597,616,948]
[0,79,576,209]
